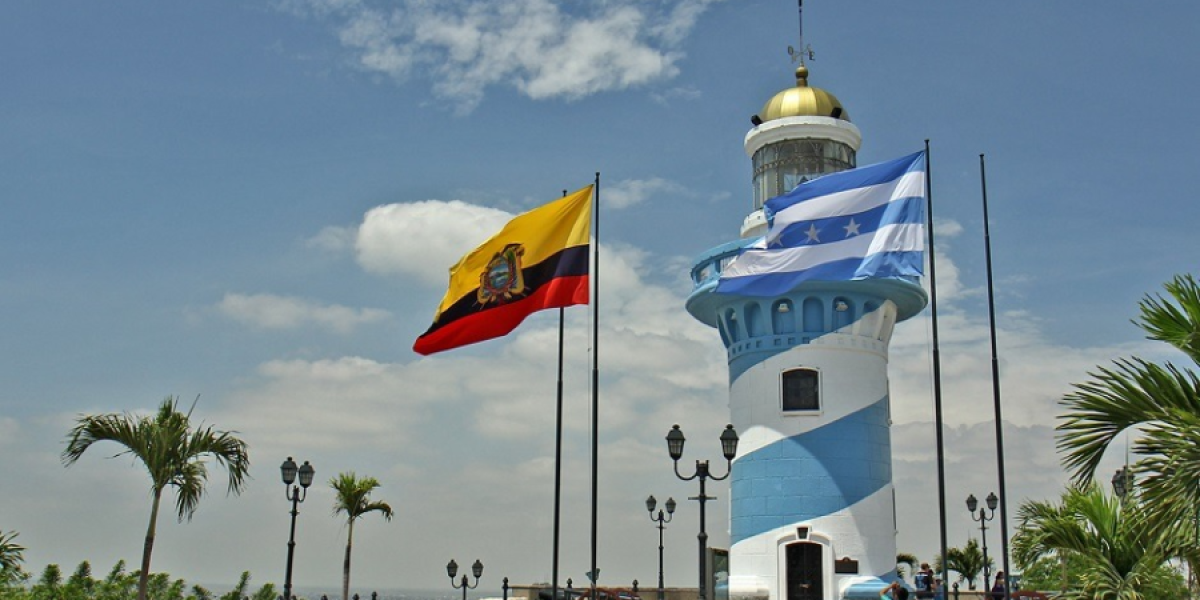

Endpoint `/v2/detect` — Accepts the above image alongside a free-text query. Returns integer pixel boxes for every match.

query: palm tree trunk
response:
[1059,555,1067,593]
[138,488,163,600]
[342,520,355,600]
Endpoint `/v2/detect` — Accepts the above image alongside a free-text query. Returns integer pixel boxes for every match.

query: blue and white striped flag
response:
[716,150,926,297]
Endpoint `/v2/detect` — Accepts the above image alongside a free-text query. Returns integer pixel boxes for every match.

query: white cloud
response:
[216,293,391,334]
[217,356,450,450]
[650,85,702,106]
[282,0,726,113]
[354,199,512,283]
[605,177,688,209]
[305,225,356,252]
[0,416,18,447]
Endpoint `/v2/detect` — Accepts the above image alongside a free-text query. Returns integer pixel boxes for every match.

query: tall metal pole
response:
[968,494,997,592]
[281,458,312,600]
[284,488,300,600]
[979,516,990,592]
[553,307,565,600]
[647,496,674,600]
[591,173,601,597]
[553,191,568,600]
[695,468,711,600]
[658,523,666,600]
[979,154,1012,600]
[923,140,950,593]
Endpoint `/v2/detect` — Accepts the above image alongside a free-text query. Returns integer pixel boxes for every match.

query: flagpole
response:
[924,139,950,591]
[590,172,601,597]
[980,154,1012,600]
[552,188,570,600]
[552,306,565,600]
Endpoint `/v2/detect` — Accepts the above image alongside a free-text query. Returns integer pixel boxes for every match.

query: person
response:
[932,579,944,600]
[991,572,1006,600]
[914,563,934,599]
[880,581,909,600]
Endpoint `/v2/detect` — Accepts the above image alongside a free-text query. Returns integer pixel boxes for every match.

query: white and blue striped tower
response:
[685,64,926,600]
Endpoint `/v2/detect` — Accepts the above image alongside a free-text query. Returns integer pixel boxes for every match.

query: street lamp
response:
[646,495,677,600]
[281,457,315,600]
[1111,466,1135,501]
[447,559,484,600]
[665,424,738,600]
[966,492,998,592]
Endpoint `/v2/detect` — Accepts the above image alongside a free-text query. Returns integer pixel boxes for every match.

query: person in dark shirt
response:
[990,572,1007,600]
[914,563,934,599]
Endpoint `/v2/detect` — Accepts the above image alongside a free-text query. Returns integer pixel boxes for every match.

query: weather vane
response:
[787,0,814,65]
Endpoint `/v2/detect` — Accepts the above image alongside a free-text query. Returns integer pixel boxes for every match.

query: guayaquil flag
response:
[413,185,593,355]
[716,151,926,297]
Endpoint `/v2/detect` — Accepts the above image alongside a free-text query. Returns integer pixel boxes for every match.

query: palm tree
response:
[1057,274,1200,588]
[330,472,393,600]
[0,530,26,586]
[896,552,918,581]
[1012,485,1194,600]
[62,396,250,600]
[935,539,992,590]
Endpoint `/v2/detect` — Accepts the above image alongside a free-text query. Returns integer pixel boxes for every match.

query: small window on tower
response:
[781,368,820,412]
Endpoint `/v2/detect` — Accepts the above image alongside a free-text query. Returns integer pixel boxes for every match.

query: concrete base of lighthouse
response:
[727,485,900,600]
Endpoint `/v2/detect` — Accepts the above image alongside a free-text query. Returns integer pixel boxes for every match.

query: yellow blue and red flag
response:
[413,185,592,355]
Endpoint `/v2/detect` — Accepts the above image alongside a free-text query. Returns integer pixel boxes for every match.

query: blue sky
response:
[3,0,1199,594]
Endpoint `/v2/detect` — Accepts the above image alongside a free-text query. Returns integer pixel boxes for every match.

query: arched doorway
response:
[785,542,823,600]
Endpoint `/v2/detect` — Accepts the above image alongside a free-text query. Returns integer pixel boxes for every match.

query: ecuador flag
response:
[413,185,592,355]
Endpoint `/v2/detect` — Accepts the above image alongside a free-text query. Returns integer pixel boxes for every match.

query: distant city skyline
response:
[2,0,1197,593]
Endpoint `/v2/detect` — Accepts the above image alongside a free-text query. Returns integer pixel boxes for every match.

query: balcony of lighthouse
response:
[685,242,927,375]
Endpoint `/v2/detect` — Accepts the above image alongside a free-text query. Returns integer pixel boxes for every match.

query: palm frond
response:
[1138,274,1200,364]
[0,530,25,574]
[329,472,392,522]
[184,425,250,496]
[359,501,394,521]
[172,460,208,522]
[1057,358,1199,484]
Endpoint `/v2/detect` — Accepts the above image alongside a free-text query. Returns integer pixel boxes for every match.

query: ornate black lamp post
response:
[281,457,315,600]
[646,495,676,600]
[966,492,998,592]
[666,424,738,600]
[1111,466,1134,501]
[447,559,483,600]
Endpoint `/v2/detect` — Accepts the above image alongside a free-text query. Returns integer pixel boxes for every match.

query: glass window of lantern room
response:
[781,368,820,412]
[751,140,857,209]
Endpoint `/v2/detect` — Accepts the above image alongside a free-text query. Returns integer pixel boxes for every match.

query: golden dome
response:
[755,65,849,124]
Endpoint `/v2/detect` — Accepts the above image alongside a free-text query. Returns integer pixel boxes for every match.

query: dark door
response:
[786,542,823,600]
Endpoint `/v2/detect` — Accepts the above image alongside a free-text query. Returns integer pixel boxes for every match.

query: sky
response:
[3,0,1200,595]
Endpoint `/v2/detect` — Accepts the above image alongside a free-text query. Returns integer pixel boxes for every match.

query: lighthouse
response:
[685,63,927,600]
